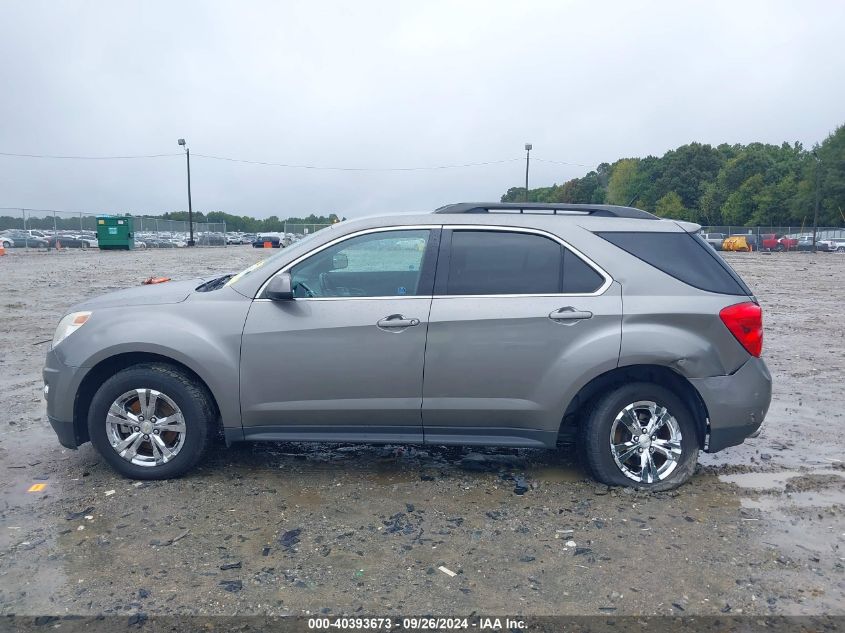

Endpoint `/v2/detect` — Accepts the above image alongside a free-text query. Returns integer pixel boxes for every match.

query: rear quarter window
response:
[596,231,752,296]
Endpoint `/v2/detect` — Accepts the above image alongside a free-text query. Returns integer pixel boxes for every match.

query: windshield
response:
[225,228,332,287]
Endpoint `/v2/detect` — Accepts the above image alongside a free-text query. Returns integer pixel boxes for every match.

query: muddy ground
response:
[0,246,843,620]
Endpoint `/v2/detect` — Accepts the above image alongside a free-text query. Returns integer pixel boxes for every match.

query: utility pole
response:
[524,143,532,202]
[811,150,821,253]
[178,138,195,246]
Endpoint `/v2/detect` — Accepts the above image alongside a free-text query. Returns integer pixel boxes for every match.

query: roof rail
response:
[433,202,658,220]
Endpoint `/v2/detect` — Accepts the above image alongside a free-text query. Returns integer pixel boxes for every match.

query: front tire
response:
[87,363,216,479]
[579,383,699,490]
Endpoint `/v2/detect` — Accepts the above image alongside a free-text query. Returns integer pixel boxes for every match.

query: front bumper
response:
[43,347,90,449]
[689,356,772,452]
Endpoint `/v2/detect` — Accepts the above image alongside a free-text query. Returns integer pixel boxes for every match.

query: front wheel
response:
[87,363,216,479]
[579,383,699,490]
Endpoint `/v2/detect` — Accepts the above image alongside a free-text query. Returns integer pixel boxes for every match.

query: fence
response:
[700,226,845,241]
[0,209,228,250]
[0,209,337,250]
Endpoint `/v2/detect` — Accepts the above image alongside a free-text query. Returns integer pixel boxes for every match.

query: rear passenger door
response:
[421,227,622,447]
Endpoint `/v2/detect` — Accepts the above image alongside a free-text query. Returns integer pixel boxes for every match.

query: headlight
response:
[52,311,92,348]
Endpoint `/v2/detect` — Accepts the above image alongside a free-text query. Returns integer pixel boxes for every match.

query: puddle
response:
[527,465,584,483]
[741,486,845,510]
[718,469,844,490]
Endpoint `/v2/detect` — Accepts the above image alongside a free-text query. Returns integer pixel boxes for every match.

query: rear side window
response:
[447,231,560,295]
[596,231,751,295]
[562,248,605,293]
[444,230,606,295]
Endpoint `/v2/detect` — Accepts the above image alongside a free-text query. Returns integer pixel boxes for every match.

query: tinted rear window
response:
[562,248,605,293]
[596,231,752,296]
[445,230,606,295]
[447,230,561,295]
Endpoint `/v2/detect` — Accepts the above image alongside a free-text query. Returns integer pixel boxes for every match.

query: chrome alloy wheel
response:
[609,400,683,484]
[105,388,187,467]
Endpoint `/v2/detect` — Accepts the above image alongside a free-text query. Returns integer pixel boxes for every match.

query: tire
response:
[579,382,699,491]
[775,244,785,252]
[87,363,216,480]
[2,240,10,249]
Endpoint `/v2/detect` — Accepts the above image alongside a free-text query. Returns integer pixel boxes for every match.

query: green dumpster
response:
[96,216,134,250]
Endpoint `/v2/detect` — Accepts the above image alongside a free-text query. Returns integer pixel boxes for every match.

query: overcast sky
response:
[1,0,843,220]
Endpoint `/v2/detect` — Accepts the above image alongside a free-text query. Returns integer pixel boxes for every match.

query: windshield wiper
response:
[197,273,234,292]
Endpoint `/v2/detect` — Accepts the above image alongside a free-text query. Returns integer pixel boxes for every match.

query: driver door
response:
[239,227,439,442]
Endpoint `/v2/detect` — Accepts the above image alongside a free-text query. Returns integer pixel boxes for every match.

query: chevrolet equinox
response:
[44,203,772,489]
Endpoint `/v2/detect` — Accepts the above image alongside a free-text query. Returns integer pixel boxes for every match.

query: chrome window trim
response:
[254,223,613,301]
[255,225,439,299]
[441,224,613,297]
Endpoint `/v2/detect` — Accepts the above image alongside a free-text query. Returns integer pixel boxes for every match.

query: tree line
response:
[502,125,845,227]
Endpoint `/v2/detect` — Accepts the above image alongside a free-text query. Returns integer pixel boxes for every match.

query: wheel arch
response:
[72,352,222,446]
[558,364,710,449]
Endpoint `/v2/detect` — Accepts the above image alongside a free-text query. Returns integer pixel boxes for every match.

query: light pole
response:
[524,143,532,203]
[177,138,195,247]
[811,150,821,253]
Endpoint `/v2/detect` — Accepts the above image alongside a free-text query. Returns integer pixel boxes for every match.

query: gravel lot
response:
[0,247,843,620]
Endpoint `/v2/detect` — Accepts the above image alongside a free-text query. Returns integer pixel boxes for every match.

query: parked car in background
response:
[196,233,227,246]
[47,235,96,249]
[252,235,282,248]
[820,238,845,252]
[227,233,253,245]
[0,229,49,248]
[44,202,771,490]
[140,237,178,248]
[760,234,798,251]
[797,236,816,251]
[701,233,725,250]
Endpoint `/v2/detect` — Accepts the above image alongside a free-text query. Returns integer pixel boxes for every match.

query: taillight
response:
[719,302,763,357]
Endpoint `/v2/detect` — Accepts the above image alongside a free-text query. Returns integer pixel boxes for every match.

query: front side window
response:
[288,229,430,298]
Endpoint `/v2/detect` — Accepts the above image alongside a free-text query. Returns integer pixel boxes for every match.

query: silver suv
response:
[44,203,771,489]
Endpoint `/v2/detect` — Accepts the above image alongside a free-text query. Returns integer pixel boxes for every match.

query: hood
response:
[73,278,206,311]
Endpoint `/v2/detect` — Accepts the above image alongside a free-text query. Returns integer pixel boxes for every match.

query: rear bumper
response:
[690,356,772,452]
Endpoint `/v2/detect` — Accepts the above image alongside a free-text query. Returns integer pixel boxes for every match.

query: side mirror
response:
[332,253,348,270]
[265,272,294,300]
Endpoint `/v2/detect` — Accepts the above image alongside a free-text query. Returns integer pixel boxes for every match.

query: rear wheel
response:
[579,383,699,490]
[87,363,216,479]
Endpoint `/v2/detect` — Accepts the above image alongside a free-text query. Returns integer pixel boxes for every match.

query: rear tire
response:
[87,363,216,480]
[579,382,699,490]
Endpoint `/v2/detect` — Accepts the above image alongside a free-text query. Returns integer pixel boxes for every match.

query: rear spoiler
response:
[675,221,702,233]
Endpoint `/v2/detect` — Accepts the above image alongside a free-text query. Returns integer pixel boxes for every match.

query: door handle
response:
[377,314,421,330]
[549,307,593,322]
